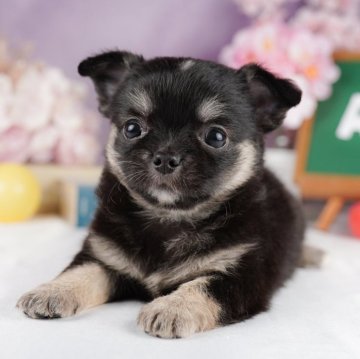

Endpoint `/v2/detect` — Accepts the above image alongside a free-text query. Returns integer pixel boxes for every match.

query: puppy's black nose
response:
[153,152,182,174]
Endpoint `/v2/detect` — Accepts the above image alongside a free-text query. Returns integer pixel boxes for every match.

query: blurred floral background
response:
[0,41,100,164]
[0,0,359,165]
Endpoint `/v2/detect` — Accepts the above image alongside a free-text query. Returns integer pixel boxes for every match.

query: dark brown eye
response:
[205,127,227,148]
[124,120,142,139]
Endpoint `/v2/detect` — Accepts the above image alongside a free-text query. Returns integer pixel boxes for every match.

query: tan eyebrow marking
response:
[127,88,152,115]
[197,97,225,122]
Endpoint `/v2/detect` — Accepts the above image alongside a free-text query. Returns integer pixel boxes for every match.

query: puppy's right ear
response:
[239,64,301,133]
[78,50,144,116]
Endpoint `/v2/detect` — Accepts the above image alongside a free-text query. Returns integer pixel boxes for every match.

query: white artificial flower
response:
[284,75,317,129]
[10,66,54,130]
[0,74,14,132]
[52,96,85,130]
[55,130,100,165]
[42,67,71,95]
[28,125,59,163]
[0,39,101,165]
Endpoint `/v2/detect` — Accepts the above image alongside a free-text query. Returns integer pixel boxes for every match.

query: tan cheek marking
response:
[106,125,124,180]
[215,140,257,198]
[105,126,165,211]
[138,276,220,338]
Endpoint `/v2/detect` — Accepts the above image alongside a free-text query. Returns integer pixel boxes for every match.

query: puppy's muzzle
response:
[153,152,182,175]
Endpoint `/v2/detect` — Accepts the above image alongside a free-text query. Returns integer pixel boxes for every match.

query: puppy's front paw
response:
[16,284,79,319]
[137,290,219,338]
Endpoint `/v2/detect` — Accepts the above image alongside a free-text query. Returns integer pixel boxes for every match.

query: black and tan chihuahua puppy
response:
[17,51,305,338]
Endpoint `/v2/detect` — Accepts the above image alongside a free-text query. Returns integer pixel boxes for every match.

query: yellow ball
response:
[0,164,41,223]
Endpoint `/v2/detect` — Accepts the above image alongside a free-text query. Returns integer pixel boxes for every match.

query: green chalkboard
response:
[306,60,360,176]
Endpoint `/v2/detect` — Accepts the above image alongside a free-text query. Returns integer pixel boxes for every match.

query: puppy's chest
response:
[92,225,216,294]
[133,224,214,269]
[90,215,255,295]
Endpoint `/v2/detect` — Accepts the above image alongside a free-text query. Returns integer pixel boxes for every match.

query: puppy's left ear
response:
[78,50,144,116]
[239,64,302,133]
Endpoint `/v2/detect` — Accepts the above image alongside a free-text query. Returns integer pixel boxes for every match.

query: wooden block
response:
[60,181,98,227]
[27,165,102,214]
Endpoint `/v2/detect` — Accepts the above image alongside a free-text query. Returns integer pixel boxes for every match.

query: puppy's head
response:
[79,51,301,211]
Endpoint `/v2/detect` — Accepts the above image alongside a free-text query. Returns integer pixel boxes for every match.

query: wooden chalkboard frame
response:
[294,52,360,230]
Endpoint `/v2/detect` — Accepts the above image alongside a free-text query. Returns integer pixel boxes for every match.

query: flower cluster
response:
[219,22,340,129]
[292,1,360,51]
[0,39,100,164]
[232,0,298,20]
[233,0,360,51]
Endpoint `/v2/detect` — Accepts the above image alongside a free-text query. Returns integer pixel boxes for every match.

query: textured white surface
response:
[0,150,359,359]
[1,218,360,359]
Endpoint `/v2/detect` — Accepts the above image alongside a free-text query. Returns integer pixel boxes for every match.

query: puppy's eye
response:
[124,120,142,139]
[205,128,227,148]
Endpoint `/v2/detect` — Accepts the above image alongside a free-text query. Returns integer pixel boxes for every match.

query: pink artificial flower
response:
[287,29,340,100]
[0,38,10,68]
[221,31,257,68]
[80,111,101,134]
[52,96,85,131]
[0,126,31,162]
[251,21,286,56]
[306,0,360,14]
[0,37,101,165]
[232,0,292,20]
[7,59,27,83]
[43,67,71,95]
[219,21,339,128]
[28,125,60,163]
[292,8,360,51]
[220,22,298,76]
[249,23,297,76]
[54,130,100,165]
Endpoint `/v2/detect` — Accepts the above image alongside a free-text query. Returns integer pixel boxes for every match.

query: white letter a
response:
[336,93,360,140]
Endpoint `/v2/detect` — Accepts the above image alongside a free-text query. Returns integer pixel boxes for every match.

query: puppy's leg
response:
[17,235,151,319]
[137,276,221,338]
[205,274,271,326]
[16,261,112,319]
[138,271,272,338]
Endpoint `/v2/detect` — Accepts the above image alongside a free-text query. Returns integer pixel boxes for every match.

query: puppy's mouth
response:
[121,163,209,209]
[123,166,182,206]
[145,166,180,204]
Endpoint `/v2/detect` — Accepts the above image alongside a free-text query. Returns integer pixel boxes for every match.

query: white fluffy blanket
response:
[1,217,360,359]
